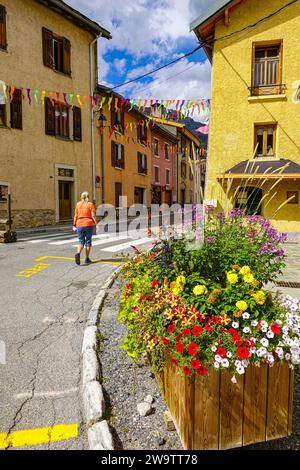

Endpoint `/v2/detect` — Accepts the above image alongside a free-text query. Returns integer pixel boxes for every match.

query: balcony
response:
[248,84,286,97]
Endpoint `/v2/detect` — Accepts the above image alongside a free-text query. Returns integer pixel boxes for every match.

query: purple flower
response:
[229,208,242,219]
[258,242,275,255]
[216,212,225,221]
[275,248,285,258]
[206,236,216,245]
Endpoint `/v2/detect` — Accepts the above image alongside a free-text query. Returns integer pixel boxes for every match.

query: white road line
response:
[103,237,156,253]
[28,239,52,244]
[72,234,131,248]
[50,232,120,246]
[14,387,78,400]
[18,233,71,242]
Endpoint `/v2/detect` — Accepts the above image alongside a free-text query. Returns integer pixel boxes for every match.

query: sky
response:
[65,0,214,111]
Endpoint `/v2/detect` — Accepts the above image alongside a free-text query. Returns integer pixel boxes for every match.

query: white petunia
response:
[236,365,245,375]
[222,359,229,368]
[261,326,268,333]
[251,320,258,327]
[215,355,223,363]
[214,362,220,369]
[243,327,251,334]
[232,322,239,329]
[242,312,250,320]
[285,353,291,361]
[260,338,269,347]
[266,330,274,339]
[226,351,232,358]
[231,376,237,384]
[211,346,217,352]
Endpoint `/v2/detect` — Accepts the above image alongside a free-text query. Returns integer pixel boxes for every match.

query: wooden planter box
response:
[157,361,294,450]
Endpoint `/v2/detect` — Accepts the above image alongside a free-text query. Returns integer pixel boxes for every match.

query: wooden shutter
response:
[137,152,141,173]
[0,4,7,50]
[63,37,71,75]
[42,27,53,68]
[45,97,55,135]
[73,106,82,141]
[10,88,22,130]
[121,145,125,169]
[143,125,148,144]
[111,141,116,166]
[111,105,116,128]
[144,155,147,174]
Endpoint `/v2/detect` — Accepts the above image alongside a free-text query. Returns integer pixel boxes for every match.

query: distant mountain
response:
[179,117,208,146]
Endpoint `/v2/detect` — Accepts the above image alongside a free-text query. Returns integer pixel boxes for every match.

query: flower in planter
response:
[193,285,208,296]
[252,291,266,305]
[236,301,248,312]
[183,366,191,376]
[188,343,198,356]
[227,271,239,285]
[237,346,250,360]
[197,366,207,376]
[192,326,203,336]
[191,359,201,369]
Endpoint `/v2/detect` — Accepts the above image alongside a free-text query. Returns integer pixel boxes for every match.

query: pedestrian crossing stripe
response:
[0,423,78,448]
[34,256,123,265]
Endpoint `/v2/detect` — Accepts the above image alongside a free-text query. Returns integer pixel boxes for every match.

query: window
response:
[58,168,74,178]
[137,152,147,174]
[42,28,71,75]
[181,161,187,178]
[166,169,170,185]
[115,182,122,208]
[164,143,169,160]
[154,166,160,184]
[138,122,147,145]
[10,88,22,130]
[0,184,8,202]
[252,42,283,95]
[73,106,82,141]
[255,124,276,157]
[111,106,124,133]
[153,138,159,156]
[0,103,6,126]
[134,187,145,205]
[287,191,298,205]
[55,102,69,138]
[111,141,125,169]
[0,4,7,50]
[45,97,70,139]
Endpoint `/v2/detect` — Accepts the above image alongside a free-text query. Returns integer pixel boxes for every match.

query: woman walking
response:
[73,192,97,265]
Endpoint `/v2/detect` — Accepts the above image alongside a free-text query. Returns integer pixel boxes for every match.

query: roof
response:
[35,0,112,38]
[190,0,235,32]
[224,159,300,177]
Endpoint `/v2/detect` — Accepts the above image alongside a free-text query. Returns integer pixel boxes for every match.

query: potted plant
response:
[119,211,299,449]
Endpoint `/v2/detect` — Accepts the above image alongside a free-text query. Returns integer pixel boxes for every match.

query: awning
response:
[218,159,300,180]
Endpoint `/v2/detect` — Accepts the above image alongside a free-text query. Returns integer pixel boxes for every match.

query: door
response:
[115,182,122,208]
[59,181,72,220]
[235,187,262,215]
[164,190,172,206]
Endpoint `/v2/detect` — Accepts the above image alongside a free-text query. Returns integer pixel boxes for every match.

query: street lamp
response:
[98,110,107,205]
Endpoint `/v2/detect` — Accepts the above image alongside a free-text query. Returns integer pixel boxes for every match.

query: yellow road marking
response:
[35,255,123,265]
[0,423,78,449]
[15,263,51,279]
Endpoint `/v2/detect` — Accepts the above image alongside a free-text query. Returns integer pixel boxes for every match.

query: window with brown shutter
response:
[138,152,147,175]
[111,141,116,167]
[73,106,82,141]
[10,88,22,130]
[111,142,125,169]
[42,27,71,76]
[45,97,55,135]
[111,106,124,133]
[138,123,147,145]
[0,4,7,51]
[55,102,69,138]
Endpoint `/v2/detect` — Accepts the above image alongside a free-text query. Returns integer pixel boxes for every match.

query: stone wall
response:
[0,209,55,229]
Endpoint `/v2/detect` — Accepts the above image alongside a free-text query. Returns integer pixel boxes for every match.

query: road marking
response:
[28,239,51,244]
[34,256,123,265]
[48,232,117,246]
[42,316,77,324]
[0,423,78,449]
[14,387,78,400]
[72,234,131,247]
[15,263,51,279]
[103,237,156,253]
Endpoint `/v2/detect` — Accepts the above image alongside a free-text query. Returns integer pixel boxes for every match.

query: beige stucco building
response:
[0,0,111,228]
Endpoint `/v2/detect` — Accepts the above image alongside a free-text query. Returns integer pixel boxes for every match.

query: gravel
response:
[98,281,183,451]
[98,281,300,451]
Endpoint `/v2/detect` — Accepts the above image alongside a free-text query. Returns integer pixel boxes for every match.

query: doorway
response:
[235,187,262,215]
[59,181,72,220]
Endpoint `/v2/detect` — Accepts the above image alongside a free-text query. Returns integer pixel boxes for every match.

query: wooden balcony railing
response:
[249,84,286,96]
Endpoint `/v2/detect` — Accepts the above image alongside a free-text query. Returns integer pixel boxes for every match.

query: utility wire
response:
[111,0,298,91]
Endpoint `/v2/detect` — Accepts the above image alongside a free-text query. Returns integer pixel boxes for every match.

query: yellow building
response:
[191,0,300,231]
[0,0,111,228]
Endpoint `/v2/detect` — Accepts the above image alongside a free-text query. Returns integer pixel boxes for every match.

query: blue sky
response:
[65,0,213,108]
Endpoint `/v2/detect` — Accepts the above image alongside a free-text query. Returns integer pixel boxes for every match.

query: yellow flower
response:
[176,275,186,286]
[252,291,266,305]
[236,300,248,311]
[164,277,169,288]
[252,279,260,288]
[243,273,255,284]
[240,266,251,276]
[193,285,208,296]
[227,272,238,285]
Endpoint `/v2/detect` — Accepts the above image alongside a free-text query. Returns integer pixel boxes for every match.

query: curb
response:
[81,266,122,450]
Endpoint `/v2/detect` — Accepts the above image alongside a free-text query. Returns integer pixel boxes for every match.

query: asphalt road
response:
[0,225,153,450]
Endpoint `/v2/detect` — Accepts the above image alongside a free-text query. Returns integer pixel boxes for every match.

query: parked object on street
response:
[73,192,97,265]
[0,194,17,243]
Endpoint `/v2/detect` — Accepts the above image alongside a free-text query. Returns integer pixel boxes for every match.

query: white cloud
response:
[114,58,127,74]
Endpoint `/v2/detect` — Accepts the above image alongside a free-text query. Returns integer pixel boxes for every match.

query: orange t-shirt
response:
[74,201,96,228]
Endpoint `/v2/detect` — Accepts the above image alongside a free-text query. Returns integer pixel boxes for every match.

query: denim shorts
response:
[77,226,94,247]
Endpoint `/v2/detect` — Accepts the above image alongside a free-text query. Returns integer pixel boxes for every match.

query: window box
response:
[250,42,284,97]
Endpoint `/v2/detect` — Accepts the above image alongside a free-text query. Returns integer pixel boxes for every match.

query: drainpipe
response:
[89,34,101,205]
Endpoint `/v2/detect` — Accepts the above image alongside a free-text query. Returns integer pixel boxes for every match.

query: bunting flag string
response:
[0,80,211,117]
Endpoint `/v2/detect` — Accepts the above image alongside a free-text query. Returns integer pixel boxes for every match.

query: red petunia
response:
[170,357,178,366]
[162,337,169,346]
[232,333,241,344]
[167,324,175,333]
[197,366,207,376]
[182,328,191,336]
[229,328,237,336]
[237,346,250,360]
[212,316,219,324]
[191,359,201,369]
[176,333,183,342]
[192,326,203,337]
[183,366,191,376]
[216,347,227,359]
[205,323,213,332]
[151,279,158,289]
[188,343,198,356]
[176,342,184,353]
[271,323,281,335]
[245,338,255,348]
